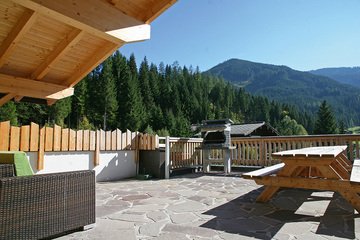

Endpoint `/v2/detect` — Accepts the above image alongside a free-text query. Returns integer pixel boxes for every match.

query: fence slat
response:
[61,128,69,151]
[111,130,117,150]
[20,125,30,151]
[0,121,10,150]
[116,129,121,150]
[76,130,83,151]
[30,122,39,151]
[127,129,131,150]
[105,131,111,151]
[69,129,76,151]
[121,132,126,150]
[89,131,96,151]
[131,132,136,150]
[100,130,105,151]
[10,126,20,151]
[83,130,90,151]
[45,127,53,151]
[53,125,61,151]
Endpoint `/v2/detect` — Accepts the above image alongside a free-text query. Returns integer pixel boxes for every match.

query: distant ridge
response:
[309,67,360,88]
[205,58,360,125]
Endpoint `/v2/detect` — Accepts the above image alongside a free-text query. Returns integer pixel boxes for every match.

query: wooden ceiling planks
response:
[109,0,177,23]
[0,0,177,106]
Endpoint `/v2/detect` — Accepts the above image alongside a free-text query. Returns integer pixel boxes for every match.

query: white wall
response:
[26,151,136,182]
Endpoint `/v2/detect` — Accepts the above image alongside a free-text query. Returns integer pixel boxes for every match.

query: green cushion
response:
[0,151,34,176]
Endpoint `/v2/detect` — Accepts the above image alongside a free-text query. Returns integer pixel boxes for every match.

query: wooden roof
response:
[231,122,279,137]
[0,0,176,106]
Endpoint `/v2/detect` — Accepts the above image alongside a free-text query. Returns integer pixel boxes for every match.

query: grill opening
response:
[203,131,226,144]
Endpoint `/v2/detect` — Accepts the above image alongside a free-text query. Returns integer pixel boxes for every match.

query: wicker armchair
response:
[0,164,95,240]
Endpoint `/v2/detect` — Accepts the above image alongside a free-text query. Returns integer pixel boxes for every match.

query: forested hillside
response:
[309,67,360,88]
[0,52,312,136]
[206,59,360,127]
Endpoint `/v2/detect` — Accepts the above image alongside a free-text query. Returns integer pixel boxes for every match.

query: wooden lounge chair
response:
[0,164,95,240]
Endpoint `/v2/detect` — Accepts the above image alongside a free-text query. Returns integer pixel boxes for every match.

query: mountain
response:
[309,67,360,88]
[206,59,360,126]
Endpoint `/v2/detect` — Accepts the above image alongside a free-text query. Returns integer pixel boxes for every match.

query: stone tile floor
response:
[58,172,360,240]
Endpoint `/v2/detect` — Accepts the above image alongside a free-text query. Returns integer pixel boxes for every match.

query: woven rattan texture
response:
[0,167,95,240]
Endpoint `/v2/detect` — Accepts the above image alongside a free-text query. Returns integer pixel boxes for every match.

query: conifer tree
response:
[314,100,337,134]
[0,101,17,125]
[121,64,144,131]
[87,59,118,130]
[48,97,72,127]
[71,75,88,128]
[138,57,154,124]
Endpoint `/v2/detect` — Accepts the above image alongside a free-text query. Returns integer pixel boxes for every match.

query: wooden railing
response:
[159,137,203,170]
[4,119,360,172]
[231,134,360,167]
[0,121,159,170]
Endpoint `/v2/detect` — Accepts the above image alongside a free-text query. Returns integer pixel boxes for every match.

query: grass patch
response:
[348,126,360,134]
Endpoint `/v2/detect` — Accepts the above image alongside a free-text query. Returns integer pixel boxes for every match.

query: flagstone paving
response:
[58,173,360,240]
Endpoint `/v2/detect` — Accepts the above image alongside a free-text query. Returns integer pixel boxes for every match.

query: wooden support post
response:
[165,136,170,179]
[203,149,210,173]
[94,130,100,166]
[224,149,231,175]
[37,127,45,170]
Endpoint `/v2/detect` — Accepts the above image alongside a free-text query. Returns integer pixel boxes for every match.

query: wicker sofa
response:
[0,164,95,240]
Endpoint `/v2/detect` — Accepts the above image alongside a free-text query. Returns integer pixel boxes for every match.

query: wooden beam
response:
[64,42,120,87]
[46,99,57,106]
[14,96,24,102]
[0,73,74,100]
[13,0,143,44]
[0,93,16,107]
[31,29,84,80]
[143,0,177,24]
[110,0,176,23]
[0,9,37,68]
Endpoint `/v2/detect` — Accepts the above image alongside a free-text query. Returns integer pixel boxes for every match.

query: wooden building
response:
[231,122,279,137]
[0,0,177,106]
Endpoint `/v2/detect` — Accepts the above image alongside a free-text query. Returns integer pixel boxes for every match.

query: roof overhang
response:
[0,0,176,106]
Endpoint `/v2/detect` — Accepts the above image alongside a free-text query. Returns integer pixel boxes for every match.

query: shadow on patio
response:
[201,187,359,239]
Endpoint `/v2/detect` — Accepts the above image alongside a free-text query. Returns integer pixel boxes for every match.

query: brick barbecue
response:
[199,119,235,174]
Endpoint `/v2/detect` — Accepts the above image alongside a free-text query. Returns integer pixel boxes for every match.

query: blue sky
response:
[120,0,360,72]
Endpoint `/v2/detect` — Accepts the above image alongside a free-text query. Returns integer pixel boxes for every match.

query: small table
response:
[244,146,360,212]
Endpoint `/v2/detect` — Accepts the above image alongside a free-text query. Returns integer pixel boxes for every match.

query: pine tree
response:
[87,59,118,130]
[0,101,17,125]
[71,75,88,129]
[121,63,144,131]
[138,57,154,125]
[16,102,47,125]
[128,53,138,80]
[48,97,72,127]
[314,100,337,134]
[112,51,128,130]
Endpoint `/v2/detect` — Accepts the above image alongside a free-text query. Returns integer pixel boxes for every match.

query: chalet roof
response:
[231,122,279,137]
[0,0,176,106]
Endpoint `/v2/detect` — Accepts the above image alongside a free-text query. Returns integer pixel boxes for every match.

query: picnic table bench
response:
[242,146,360,212]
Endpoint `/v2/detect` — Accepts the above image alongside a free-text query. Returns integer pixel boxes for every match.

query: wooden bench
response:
[242,163,285,179]
[350,159,360,183]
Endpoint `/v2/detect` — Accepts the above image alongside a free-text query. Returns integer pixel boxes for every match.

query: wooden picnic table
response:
[242,145,360,212]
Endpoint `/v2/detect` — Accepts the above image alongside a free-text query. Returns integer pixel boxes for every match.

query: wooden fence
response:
[3,119,360,172]
[158,137,203,170]
[149,134,360,170]
[0,121,159,170]
[231,134,360,167]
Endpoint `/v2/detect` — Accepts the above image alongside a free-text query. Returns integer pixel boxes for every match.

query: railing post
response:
[165,136,170,179]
